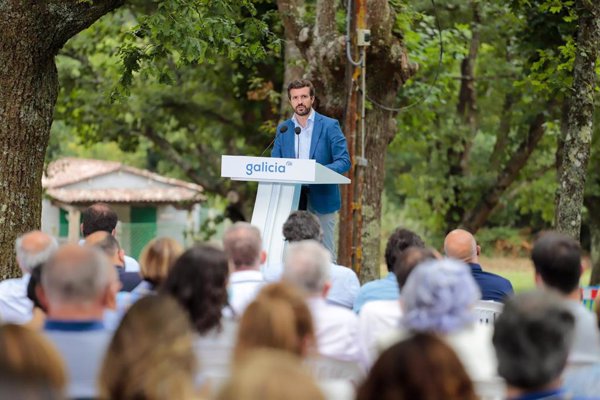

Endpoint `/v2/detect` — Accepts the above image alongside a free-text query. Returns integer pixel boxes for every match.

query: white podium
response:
[221,155,350,265]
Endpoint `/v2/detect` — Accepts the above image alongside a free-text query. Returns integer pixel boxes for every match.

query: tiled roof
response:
[43,158,205,204]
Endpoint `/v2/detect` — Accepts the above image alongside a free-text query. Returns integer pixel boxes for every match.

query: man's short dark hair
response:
[282,211,322,243]
[82,203,118,237]
[394,247,437,288]
[384,228,424,272]
[287,79,315,99]
[531,231,581,294]
[493,290,575,390]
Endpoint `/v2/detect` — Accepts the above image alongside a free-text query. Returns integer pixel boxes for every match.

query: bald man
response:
[444,229,513,303]
[0,231,58,323]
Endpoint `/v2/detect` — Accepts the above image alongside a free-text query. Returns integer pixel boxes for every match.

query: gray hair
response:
[493,290,575,390]
[401,258,481,333]
[15,231,58,273]
[282,211,322,242]
[41,244,114,306]
[222,222,263,269]
[283,240,330,295]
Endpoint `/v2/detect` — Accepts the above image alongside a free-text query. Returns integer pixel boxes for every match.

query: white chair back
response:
[304,354,365,386]
[473,300,504,325]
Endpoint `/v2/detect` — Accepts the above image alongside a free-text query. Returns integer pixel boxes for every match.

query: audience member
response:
[283,240,362,365]
[357,332,478,400]
[218,349,325,400]
[39,244,119,399]
[563,301,600,397]
[444,229,513,302]
[358,246,437,365]
[0,231,57,324]
[136,236,183,295]
[161,244,237,388]
[98,295,199,400]
[379,259,497,382]
[353,227,424,313]
[0,323,66,400]
[81,202,140,272]
[85,231,141,292]
[234,282,315,361]
[25,264,47,330]
[222,222,266,316]
[264,211,360,309]
[493,290,576,400]
[531,231,600,364]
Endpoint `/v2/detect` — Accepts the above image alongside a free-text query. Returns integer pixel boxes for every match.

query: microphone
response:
[260,125,288,157]
[295,126,301,158]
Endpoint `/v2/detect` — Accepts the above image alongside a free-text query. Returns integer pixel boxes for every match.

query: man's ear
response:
[36,285,50,312]
[322,281,332,298]
[260,250,267,265]
[534,272,543,287]
[103,281,121,310]
[476,245,481,256]
[118,249,125,265]
[80,223,84,236]
[111,228,116,237]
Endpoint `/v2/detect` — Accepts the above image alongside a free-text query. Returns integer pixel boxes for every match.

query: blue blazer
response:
[272,111,351,214]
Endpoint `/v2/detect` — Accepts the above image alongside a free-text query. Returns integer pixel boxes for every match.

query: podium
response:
[221,155,350,265]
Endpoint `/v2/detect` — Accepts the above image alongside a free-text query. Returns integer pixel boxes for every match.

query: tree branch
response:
[48,0,125,51]
[461,111,547,232]
[277,0,310,55]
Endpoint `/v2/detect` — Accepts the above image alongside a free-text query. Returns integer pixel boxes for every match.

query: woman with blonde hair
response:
[234,282,315,361]
[98,295,198,400]
[136,237,183,294]
[218,349,324,400]
[0,323,66,399]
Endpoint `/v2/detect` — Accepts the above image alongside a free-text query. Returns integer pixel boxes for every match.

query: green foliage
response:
[383,0,567,238]
[50,2,283,202]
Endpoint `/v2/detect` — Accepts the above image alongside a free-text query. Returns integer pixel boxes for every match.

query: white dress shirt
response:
[0,274,32,324]
[227,270,265,318]
[358,299,402,366]
[307,297,363,365]
[292,109,315,159]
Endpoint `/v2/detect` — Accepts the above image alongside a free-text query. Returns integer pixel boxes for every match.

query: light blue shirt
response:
[353,272,400,313]
[292,109,315,159]
[263,261,360,309]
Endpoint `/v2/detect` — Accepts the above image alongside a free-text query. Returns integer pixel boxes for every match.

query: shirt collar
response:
[230,269,264,283]
[44,320,105,332]
[469,263,482,272]
[386,272,397,281]
[291,108,315,127]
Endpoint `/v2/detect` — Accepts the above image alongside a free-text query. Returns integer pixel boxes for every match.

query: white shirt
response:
[307,297,363,365]
[292,109,315,159]
[0,273,32,324]
[227,270,265,318]
[263,261,360,309]
[378,323,498,382]
[124,255,140,272]
[358,300,402,366]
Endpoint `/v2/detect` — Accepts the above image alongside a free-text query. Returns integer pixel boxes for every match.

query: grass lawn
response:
[481,255,592,293]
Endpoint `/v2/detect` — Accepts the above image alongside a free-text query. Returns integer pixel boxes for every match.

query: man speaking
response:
[272,79,350,259]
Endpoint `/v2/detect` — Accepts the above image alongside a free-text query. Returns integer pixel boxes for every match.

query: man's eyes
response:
[293,95,309,100]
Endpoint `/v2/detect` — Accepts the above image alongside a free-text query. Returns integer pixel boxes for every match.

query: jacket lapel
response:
[284,120,296,158]
[309,111,323,159]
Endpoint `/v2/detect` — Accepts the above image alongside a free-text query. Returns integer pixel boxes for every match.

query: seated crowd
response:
[0,202,599,400]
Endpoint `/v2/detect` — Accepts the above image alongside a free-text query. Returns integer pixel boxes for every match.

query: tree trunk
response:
[555,2,600,240]
[587,196,600,285]
[0,38,57,279]
[0,1,124,278]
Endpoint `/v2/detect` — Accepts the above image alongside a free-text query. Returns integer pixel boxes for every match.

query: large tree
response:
[555,0,600,240]
[0,0,275,278]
